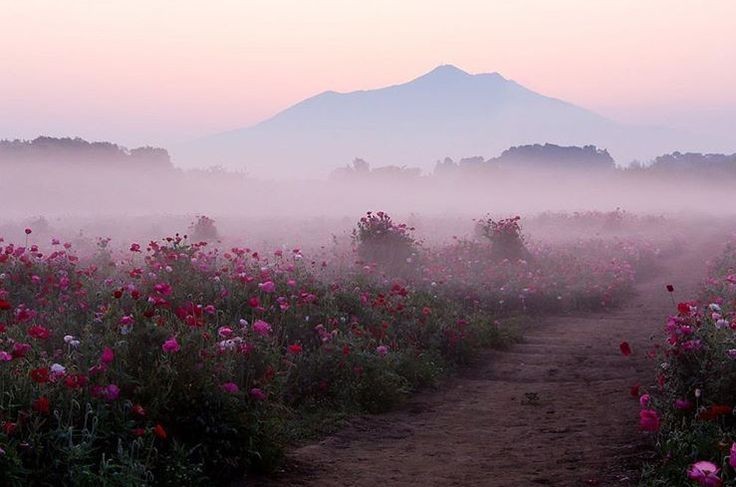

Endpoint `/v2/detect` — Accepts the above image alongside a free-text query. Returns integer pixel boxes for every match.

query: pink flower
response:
[376,345,389,357]
[249,388,267,401]
[730,443,736,469]
[218,326,233,338]
[639,409,660,431]
[120,315,134,326]
[162,337,180,353]
[0,351,11,362]
[221,382,239,394]
[639,394,650,408]
[100,347,115,364]
[252,320,272,337]
[259,281,276,293]
[687,461,721,487]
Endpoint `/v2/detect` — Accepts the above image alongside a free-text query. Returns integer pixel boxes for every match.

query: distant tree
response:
[491,143,615,169]
[0,136,173,170]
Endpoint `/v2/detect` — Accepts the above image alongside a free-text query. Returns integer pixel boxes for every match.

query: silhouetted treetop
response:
[0,136,173,169]
[490,144,615,169]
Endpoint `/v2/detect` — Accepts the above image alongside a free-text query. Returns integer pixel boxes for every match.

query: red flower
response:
[630,384,640,397]
[153,423,167,440]
[32,396,51,415]
[2,421,17,436]
[28,325,50,340]
[0,299,11,311]
[288,343,303,355]
[677,302,692,315]
[131,427,146,437]
[132,404,146,417]
[619,342,632,357]
[30,367,50,383]
[666,284,674,293]
[698,404,733,421]
[64,373,88,390]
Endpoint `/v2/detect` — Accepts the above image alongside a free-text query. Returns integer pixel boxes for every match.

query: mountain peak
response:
[414,64,471,82]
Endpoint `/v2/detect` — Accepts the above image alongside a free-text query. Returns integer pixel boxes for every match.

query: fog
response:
[2,157,734,253]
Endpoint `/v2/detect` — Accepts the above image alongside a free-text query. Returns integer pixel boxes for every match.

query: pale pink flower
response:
[687,461,721,487]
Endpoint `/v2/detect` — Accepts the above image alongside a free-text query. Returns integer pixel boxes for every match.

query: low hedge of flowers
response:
[0,215,655,485]
[640,244,736,486]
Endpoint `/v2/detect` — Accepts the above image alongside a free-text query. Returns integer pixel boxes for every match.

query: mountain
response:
[174,65,712,178]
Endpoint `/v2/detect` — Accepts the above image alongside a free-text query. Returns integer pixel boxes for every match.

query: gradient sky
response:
[1,0,734,147]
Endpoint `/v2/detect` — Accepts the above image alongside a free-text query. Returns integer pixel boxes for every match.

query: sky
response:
[1,0,734,148]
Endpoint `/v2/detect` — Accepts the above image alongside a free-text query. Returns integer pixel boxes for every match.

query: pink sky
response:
[1,0,734,147]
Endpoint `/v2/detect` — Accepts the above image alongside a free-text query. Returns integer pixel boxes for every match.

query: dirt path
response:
[252,246,707,487]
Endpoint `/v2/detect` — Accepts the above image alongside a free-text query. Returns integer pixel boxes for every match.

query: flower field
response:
[0,214,662,485]
[640,241,736,486]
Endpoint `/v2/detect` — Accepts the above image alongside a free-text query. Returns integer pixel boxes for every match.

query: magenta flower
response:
[105,384,120,401]
[221,382,239,394]
[730,443,736,469]
[376,345,389,357]
[259,280,276,293]
[687,461,721,487]
[249,388,267,401]
[674,398,693,410]
[639,409,660,431]
[100,347,115,364]
[162,337,181,353]
[252,320,272,337]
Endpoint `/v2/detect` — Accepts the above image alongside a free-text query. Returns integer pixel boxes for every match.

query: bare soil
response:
[250,246,707,487]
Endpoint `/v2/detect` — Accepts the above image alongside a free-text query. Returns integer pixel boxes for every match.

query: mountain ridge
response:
[174,65,712,178]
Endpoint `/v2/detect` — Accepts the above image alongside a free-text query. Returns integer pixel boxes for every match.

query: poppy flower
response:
[30,367,50,383]
[639,409,660,431]
[32,396,51,415]
[687,461,721,487]
[162,337,180,353]
[698,404,733,421]
[153,423,167,440]
[28,325,50,340]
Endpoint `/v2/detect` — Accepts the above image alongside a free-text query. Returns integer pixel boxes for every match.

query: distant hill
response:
[174,65,716,178]
[0,136,173,170]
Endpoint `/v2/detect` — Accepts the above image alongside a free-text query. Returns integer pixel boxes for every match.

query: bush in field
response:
[189,215,218,241]
[641,245,736,486]
[353,211,417,272]
[475,215,530,261]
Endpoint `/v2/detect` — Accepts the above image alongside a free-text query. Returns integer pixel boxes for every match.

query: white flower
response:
[50,363,66,375]
[70,340,80,348]
[716,319,730,329]
[709,303,722,313]
[63,335,75,344]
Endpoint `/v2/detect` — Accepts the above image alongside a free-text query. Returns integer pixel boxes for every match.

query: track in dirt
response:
[249,245,707,487]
